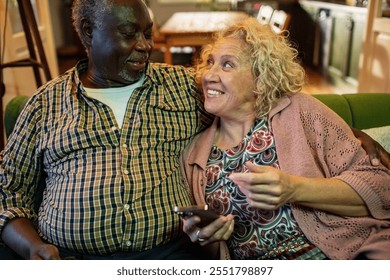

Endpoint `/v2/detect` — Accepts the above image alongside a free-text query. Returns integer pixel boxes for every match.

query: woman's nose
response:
[203,67,219,82]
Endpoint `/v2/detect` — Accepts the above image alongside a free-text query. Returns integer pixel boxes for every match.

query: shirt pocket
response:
[144,87,201,142]
[42,109,119,168]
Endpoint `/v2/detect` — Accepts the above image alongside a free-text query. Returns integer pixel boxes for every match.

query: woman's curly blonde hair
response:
[195,17,305,118]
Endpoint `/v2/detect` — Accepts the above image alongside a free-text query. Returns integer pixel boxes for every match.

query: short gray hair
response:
[71,0,114,51]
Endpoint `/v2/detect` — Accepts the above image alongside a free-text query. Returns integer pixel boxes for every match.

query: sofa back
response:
[4,93,390,137]
[313,93,390,130]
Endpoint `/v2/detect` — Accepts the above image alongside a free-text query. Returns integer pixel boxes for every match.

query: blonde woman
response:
[180,17,390,260]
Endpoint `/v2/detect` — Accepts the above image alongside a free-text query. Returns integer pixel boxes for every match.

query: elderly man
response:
[0,0,388,260]
[0,0,209,260]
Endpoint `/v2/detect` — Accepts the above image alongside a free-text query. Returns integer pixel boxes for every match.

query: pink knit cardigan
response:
[180,93,390,260]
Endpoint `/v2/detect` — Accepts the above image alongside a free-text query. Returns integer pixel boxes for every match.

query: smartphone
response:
[173,205,220,227]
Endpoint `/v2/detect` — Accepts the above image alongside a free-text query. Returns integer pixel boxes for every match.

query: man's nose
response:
[135,34,152,52]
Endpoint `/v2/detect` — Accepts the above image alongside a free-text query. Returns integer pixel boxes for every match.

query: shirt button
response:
[111,126,117,131]
[123,204,130,210]
[123,169,129,175]
[125,240,132,247]
[122,144,128,148]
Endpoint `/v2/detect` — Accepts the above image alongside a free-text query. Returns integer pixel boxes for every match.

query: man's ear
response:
[81,19,93,46]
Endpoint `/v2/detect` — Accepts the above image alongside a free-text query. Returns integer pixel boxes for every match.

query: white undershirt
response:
[84,76,144,128]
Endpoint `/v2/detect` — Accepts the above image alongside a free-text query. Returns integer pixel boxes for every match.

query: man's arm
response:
[352,128,390,169]
[1,218,60,260]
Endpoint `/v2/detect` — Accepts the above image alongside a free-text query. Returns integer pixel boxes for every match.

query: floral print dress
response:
[205,119,327,260]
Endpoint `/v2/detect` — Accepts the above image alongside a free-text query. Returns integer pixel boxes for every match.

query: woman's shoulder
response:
[183,119,218,166]
[286,92,339,117]
[290,92,324,106]
[271,92,329,118]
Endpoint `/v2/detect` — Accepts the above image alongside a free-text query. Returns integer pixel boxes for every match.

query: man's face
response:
[88,0,154,87]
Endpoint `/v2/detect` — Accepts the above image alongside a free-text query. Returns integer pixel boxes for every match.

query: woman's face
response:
[201,38,256,120]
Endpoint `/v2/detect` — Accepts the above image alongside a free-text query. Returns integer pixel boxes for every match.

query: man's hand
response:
[1,218,61,260]
[30,243,61,260]
[352,128,390,169]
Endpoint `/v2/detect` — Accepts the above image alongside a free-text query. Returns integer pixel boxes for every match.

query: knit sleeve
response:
[271,94,390,259]
[299,99,390,219]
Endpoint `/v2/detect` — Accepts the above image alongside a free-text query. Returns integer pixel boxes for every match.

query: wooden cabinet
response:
[328,10,366,84]
[358,0,390,92]
[300,1,367,90]
[349,14,365,80]
[329,13,352,77]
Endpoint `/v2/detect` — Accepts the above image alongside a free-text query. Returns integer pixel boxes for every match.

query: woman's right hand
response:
[182,214,235,246]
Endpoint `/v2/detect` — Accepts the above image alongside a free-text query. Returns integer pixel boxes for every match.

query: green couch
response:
[4,95,29,138]
[4,93,390,138]
[1,93,389,259]
[313,93,390,130]
[4,93,389,153]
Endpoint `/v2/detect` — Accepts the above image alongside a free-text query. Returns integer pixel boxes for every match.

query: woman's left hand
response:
[229,162,297,210]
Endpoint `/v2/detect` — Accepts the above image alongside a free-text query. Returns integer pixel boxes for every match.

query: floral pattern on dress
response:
[205,119,324,260]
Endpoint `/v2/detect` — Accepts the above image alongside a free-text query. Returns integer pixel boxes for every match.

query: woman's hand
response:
[182,214,234,246]
[229,162,296,210]
[229,161,369,216]
[352,127,390,169]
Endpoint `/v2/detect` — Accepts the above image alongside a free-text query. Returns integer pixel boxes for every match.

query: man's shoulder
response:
[148,63,195,80]
[40,71,74,92]
[28,66,77,103]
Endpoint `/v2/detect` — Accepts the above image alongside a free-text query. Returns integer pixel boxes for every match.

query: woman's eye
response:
[205,59,214,68]
[223,62,233,69]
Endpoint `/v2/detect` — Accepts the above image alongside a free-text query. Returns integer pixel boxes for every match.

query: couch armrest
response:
[4,95,30,138]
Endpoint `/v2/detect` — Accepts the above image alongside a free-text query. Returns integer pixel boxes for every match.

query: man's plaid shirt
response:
[0,60,211,255]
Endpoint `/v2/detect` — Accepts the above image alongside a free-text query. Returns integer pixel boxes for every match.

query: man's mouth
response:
[127,59,147,70]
